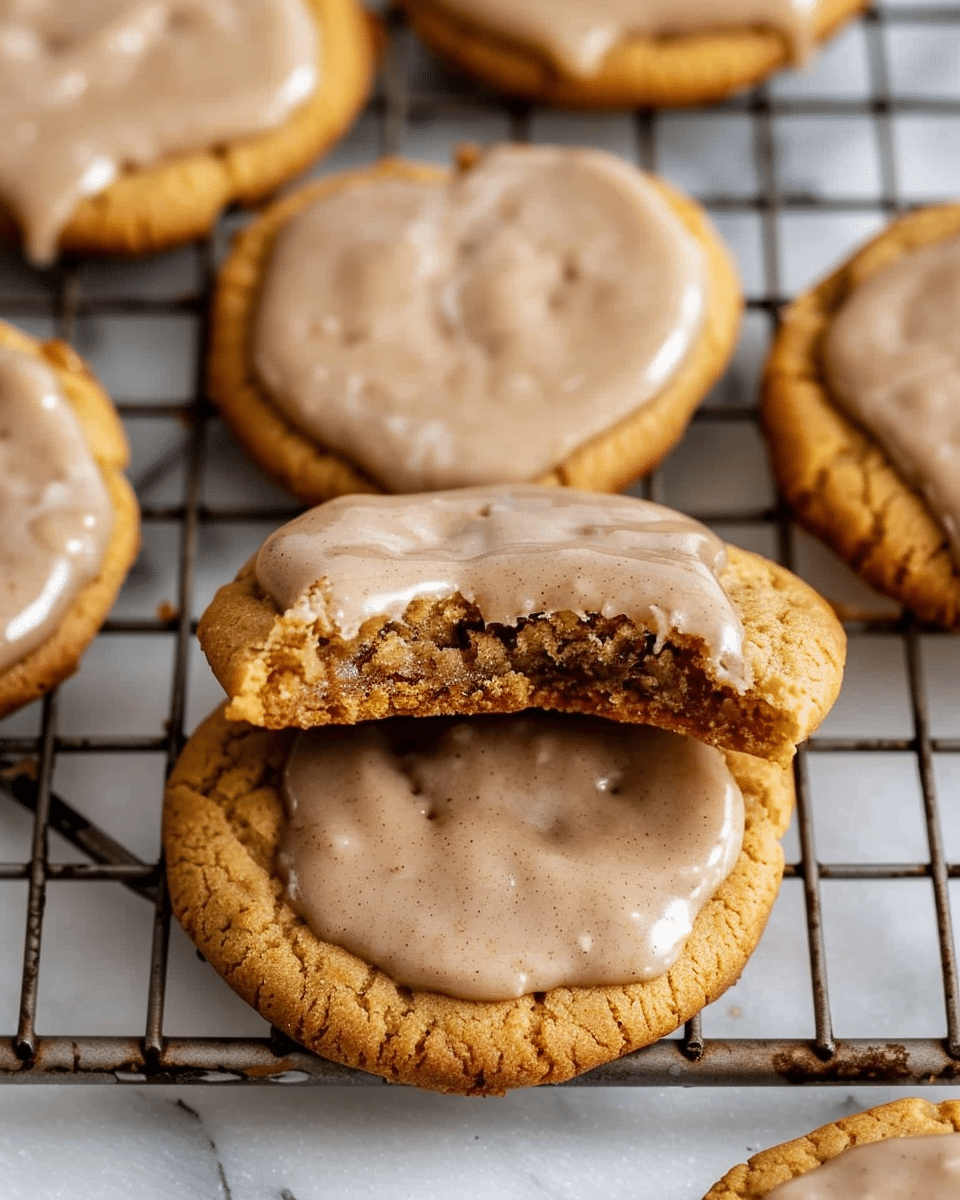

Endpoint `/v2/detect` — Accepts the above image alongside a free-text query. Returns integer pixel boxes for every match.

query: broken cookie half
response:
[199,485,845,765]
[165,485,844,1093]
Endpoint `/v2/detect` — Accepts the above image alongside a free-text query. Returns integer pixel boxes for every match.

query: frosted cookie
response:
[0,321,139,717]
[399,0,867,109]
[164,703,794,1093]
[703,1097,960,1198]
[0,0,373,264]
[197,486,846,765]
[763,206,960,629]
[208,145,742,501]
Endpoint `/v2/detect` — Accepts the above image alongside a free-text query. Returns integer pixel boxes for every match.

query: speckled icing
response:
[767,1133,960,1198]
[280,713,744,1001]
[253,145,706,491]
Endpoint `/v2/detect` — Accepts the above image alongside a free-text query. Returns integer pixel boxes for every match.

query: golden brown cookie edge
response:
[164,703,791,1094]
[208,154,742,502]
[703,1097,960,1198]
[762,204,960,629]
[0,321,140,717]
[399,0,867,109]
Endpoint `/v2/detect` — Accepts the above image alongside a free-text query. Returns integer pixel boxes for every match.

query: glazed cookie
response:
[399,0,867,109]
[164,704,793,1093]
[703,1097,960,1198]
[198,487,846,765]
[0,321,139,717]
[208,145,742,501]
[0,0,374,264]
[763,205,960,629]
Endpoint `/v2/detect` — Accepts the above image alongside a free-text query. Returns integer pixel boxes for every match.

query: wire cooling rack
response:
[0,2,959,1085]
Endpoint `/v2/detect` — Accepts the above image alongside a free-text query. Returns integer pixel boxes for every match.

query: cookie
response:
[197,488,846,766]
[208,148,742,502]
[762,205,960,629]
[703,1097,960,1198]
[0,0,374,263]
[0,321,139,717]
[399,0,867,109]
[164,702,793,1094]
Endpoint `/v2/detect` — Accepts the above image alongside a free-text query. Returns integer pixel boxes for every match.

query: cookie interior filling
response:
[765,1132,960,1198]
[254,485,753,693]
[423,0,818,75]
[823,234,960,567]
[280,711,744,1001]
[0,0,318,264]
[252,145,706,491]
[0,344,113,671]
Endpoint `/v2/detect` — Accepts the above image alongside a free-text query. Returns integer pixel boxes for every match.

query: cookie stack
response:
[164,485,845,1093]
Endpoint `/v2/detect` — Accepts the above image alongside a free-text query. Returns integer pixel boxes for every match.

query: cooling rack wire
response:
[0,1,958,1085]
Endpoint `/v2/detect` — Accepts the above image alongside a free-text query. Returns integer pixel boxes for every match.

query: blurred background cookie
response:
[0,0,373,264]
[763,206,960,629]
[703,1096,960,1197]
[399,0,867,108]
[210,144,742,501]
[0,320,139,716]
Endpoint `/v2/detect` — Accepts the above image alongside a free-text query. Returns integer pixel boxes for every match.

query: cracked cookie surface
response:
[703,1097,960,1198]
[0,321,139,717]
[164,703,793,1094]
[208,155,742,502]
[763,205,960,629]
[398,0,866,109]
[0,0,373,261]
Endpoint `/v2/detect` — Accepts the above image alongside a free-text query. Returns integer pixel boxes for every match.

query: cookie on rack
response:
[763,205,960,629]
[168,486,846,1091]
[208,143,742,502]
[0,320,139,717]
[164,705,793,1094]
[702,1096,960,1197]
[398,0,867,109]
[197,487,846,766]
[0,0,374,265]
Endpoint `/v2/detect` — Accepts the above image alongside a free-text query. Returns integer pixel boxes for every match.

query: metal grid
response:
[0,2,959,1085]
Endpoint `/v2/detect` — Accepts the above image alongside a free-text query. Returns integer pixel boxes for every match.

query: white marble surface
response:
[1,4,960,1196]
[2,1086,960,1200]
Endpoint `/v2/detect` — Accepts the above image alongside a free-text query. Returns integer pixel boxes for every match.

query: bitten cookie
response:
[198,487,846,765]
[703,1097,960,1198]
[399,0,867,109]
[763,205,960,629]
[0,321,139,717]
[164,704,793,1094]
[0,0,374,263]
[208,146,742,502]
